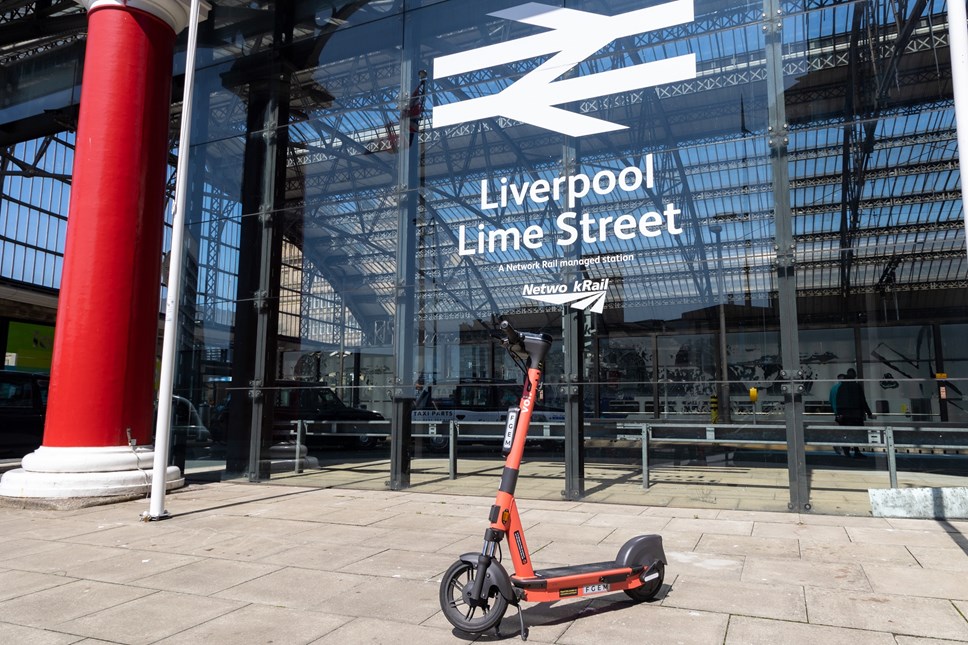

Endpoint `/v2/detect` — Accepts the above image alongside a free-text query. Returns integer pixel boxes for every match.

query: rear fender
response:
[615,534,666,568]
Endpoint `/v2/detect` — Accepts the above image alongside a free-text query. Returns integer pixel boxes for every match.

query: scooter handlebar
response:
[499,320,523,346]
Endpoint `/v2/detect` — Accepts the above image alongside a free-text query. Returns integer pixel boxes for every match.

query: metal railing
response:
[284,418,968,489]
[639,421,968,490]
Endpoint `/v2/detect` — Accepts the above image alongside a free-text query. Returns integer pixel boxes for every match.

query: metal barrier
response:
[635,422,790,490]
[639,421,968,490]
[288,419,520,479]
[289,419,390,474]
[287,418,968,489]
[806,424,968,488]
[415,419,564,480]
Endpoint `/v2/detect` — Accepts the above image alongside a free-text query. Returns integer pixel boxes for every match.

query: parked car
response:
[168,395,212,461]
[0,371,48,458]
[0,372,211,462]
[210,382,386,449]
[411,378,564,450]
[273,382,385,448]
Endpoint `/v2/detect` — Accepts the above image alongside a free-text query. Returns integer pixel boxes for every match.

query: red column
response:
[43,5,175,448]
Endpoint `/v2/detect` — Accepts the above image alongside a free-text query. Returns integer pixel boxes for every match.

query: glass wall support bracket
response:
[764,0,810,512]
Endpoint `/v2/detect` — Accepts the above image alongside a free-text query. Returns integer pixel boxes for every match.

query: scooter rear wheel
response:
[624,561,665,602]
[439,559,509,633]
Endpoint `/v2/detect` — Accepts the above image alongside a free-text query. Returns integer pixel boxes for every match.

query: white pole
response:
[949,0,968,252]
[145,0,203,520]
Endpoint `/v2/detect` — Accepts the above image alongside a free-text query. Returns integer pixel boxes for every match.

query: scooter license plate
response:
[582,583,610,595]
[502,408,519,453]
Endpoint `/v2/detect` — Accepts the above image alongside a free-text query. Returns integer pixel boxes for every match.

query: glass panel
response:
[940,324,968,424]
[166,0,966,511]
[784,0,967,512]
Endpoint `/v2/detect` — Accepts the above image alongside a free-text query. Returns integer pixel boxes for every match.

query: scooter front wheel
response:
[439,559,509,633]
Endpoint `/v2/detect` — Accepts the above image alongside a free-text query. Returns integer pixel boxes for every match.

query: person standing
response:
[829,373,845,416]
[834,368,872,458]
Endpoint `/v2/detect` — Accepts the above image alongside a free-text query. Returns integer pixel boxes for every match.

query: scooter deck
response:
[511,560,644,590]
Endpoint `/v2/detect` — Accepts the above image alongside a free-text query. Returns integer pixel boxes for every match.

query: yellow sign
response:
[749,387,758,403]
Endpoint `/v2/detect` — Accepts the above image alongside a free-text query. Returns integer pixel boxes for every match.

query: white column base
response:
[0,446,184,500]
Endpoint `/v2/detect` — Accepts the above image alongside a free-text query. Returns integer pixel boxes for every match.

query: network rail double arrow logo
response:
[432,0,697,137]
[523,278,610,314]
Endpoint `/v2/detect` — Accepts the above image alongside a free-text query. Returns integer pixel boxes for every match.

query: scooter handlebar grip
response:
[500,320,523,346]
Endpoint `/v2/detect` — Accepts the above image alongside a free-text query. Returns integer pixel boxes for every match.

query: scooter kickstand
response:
[515,604,529,641]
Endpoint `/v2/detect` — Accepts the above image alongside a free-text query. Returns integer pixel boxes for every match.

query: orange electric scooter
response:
[439,321,666,640]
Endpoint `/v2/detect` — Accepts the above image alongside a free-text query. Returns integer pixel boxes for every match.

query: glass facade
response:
[2,0,967,513]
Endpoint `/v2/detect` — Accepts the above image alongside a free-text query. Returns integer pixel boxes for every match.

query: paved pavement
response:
[0,480,966,644]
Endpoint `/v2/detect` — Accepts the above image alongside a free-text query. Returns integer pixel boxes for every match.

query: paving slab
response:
[661,577,807,621]
[751,520,852,542]
[487,598,593,643]
[371,512,485,536]
[577,512,669,532]
[154,531,294,561]
[797,540,920,567]
[57,549,202,585]
[317,576,444,625]
[213,567,371,610]
[804,587,968,641]
[570,501,650,515]
[884,518,968,533]
[694,533,801,559]
[1,542,122,575]
[724,615,897,644]
[1,480,967,644]
[294,522,391,546]
[151,604,352,645]
[0,516,120,541]
[132,557,282,595]
[0,537,71,560]
[906,545,968,571]
[864,563,968,601]
[116,524,240,553]
[520,508,598,526]
[716,509,803,523]
[665,517,753,535]
[0,579,155,628]
[389,499,494,519]
[742,556,871,591]
[796,513,892,528]
[60,522,184,549]
[336,548,457,580]
[256,542,388,570]
[951,600,968,622]
[0,569,74,602]
[53,590,244,645]
[845,526,963,548]
[556,602,729,645]
[644,506,722,519]
[665,550,745,581]
[310,616,464,645]
[0,621,83,645]
[173,513,321,538]
[735,498,794,512]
